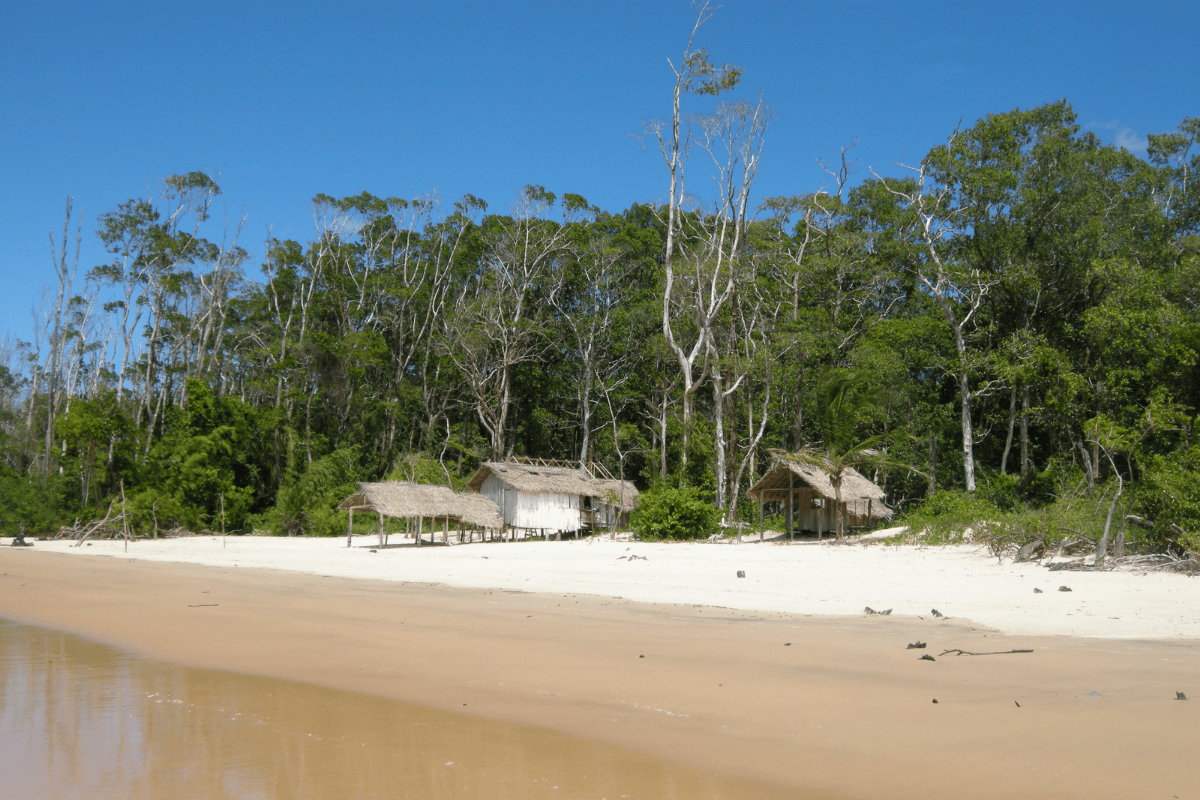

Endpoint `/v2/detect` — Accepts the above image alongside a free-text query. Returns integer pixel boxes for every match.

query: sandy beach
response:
[9,532,1200,639]
[2,535,1198,799]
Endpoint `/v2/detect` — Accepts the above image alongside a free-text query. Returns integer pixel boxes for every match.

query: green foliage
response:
[123,488,187,536]
[896,490,1009,545]
[1132,445,1200,554]
[0,469,68,535]
[258,446,363,536]
[142,378,271,531]
[388,452,465,491]
[631,484,720,541]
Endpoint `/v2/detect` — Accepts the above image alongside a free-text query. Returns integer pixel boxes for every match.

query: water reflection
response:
[0,618,796,799]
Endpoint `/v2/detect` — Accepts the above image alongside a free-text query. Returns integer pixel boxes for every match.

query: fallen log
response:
[938,648,1034,657]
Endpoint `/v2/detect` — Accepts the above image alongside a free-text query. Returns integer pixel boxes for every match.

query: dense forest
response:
[2,38,1198,553]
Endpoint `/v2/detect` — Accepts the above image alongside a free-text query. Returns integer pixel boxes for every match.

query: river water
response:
[0,617,798,799]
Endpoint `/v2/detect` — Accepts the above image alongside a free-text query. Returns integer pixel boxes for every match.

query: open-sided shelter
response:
[745,458,892,539]
[337,481,503,547]
[467,461,638,536]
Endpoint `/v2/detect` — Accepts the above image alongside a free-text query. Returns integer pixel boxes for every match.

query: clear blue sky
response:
[2,0,1197,350]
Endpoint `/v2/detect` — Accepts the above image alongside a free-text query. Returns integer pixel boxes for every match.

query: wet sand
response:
[2,618,792,800]
[2,548,1198,799]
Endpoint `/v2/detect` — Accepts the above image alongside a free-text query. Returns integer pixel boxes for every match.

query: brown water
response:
[0,617,801,800]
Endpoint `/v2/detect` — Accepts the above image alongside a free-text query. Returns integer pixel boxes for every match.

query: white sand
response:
[7,534,1198,639]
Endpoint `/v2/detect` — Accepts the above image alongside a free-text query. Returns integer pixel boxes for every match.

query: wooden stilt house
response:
[467,460,638,537]
[745,457,892,540]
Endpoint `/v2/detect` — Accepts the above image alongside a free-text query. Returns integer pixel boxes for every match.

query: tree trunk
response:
[1019,385,1030,477]
[959,369,976,492]
[1001,384,1017,475]
[713,373,726,509]
[928,436,938,497]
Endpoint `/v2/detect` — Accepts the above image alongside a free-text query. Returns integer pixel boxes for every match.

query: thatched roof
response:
[593,479,640,512]
[337,482,504,528]
[467,462,639,509]
[745,458,893,519]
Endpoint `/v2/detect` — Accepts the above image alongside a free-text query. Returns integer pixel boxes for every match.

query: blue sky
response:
[2,0,1197,351]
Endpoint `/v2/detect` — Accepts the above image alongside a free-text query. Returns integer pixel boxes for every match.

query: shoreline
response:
[3,544,1198,799]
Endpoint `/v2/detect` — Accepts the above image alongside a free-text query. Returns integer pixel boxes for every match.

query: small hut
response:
[337,481,503,547]
[592,478,639,530]
[467,461,638,537]
[745,458,892,540]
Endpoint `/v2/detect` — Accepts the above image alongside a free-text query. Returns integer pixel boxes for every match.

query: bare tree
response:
[548,214,636,462]
[440,186,569,459]
[646,1,745,471]
[873,144,999,492]
[42,198,82,477]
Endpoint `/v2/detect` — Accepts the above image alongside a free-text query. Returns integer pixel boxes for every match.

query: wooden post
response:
[378,512,384,548]
[220,492,226,549]
[867,498,872,530]
[758,495,764,542]
[443,515,448,544]
[120,479,131,554]
[788,471,794,541]
[347,509,353,547]
[416,515,422,546]
[817,500,822,542]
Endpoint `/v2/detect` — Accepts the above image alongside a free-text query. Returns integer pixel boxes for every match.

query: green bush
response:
[896,490,1010,545]
[0,470,69,535]
[631,485,719,541]
[124,488,188,536]
[254,446,363,536]
[1132,445,1200,554]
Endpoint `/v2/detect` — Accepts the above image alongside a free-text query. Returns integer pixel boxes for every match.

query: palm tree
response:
[773,371,899,542]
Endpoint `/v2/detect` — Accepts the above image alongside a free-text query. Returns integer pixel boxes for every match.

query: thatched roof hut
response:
[467,462,639,533]
[337,481,503,546]
[338,481,504,527]
[746,457,892,537]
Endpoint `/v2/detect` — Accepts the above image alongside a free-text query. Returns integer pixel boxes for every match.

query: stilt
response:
[788,471,795,541]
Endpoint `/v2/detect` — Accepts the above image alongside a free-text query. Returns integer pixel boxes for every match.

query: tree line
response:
[1,23,1197,551]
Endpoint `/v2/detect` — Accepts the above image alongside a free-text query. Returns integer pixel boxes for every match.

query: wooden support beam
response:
[788,470,794,541]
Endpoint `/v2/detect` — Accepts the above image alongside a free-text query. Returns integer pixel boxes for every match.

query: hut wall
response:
[513,491,580,531]
[480,474,580,531]
[479,474,517,527]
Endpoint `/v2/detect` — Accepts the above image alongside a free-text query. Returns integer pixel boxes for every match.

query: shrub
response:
[263,447,363,536]
[631,485,719,541]
[1132,445,1200,554]
[896,489,1010,545]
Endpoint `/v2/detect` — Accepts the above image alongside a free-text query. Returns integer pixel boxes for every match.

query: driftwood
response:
[1045,552,1199,575]
[1013,539,1045,563]
[70,502,126,547]
[938,648,1034,657]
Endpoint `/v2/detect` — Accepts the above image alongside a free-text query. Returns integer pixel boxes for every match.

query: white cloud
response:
[1087,120,1148,154]
[1114,127,1149,153]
